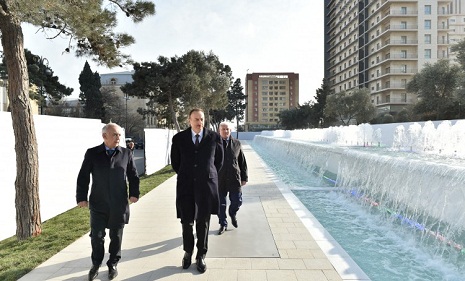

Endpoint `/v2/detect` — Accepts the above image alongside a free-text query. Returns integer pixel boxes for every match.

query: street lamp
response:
[124,92,130,131]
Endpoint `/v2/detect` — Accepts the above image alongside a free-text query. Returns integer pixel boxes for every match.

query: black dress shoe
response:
[88,265,99,281]
[218,225,227,235]
[182,252,192,269]
[108,265,118,280]
[231,216,238,228]
[196,256,207,273]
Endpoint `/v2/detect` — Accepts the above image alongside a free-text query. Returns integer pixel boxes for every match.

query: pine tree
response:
[79,61,104,120]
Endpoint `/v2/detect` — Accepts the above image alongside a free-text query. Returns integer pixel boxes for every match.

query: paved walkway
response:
[18,143,370,281]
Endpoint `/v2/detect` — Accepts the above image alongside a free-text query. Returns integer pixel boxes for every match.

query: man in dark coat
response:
[217,122,248,235]
[76,122,140,281]
[170,108,223,273]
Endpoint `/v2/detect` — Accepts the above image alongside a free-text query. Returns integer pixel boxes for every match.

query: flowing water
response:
[251,140,465,281]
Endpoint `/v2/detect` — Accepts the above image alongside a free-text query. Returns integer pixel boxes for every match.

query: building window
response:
[425,20,431,29]
[401,21,407,29]
[425,5,431,15]
[401,36,407,44]
[401,7,407,15]
[425,34,431,44]
[401,50,407,58]
[401,65,407,73]
[401,79,407,87]
[386,95,390,103]
[110,78,117,85]
[425,49,431,59]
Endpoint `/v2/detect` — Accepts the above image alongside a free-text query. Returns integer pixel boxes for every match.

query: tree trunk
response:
[168,93,180,132]
[0,11,42,239]
[236,117,239,139]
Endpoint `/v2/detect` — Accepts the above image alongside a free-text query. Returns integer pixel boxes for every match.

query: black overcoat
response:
[170,127,223,222]
[218,137,248,194]
[76,143,140,228]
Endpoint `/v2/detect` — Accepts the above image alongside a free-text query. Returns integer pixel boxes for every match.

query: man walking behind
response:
[217,122,248,235]
[76,122,140,281]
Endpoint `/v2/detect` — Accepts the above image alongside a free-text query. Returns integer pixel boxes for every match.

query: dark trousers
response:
[182,216,210,258]
[218,191,242,227]
[90,212,124,267]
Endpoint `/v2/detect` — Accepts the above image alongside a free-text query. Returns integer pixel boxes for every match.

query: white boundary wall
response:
[0,112,104,241]
[144,128,177,175]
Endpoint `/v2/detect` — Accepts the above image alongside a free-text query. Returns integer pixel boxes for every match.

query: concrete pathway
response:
[18,143,370,281]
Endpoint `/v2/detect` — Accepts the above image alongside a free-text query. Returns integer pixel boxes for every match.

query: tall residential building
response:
[245,72,299,131]
[325,0,465,115]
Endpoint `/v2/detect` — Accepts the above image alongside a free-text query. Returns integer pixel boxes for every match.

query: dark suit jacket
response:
[170,127,223,222]
[76,143,140,228]
[218,137,248,194]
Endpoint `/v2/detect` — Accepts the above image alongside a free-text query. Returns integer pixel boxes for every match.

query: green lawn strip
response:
[0,165,175,281]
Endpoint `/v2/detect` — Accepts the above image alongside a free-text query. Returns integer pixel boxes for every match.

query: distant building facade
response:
[100,71,155,127]
[0,78,39,114]
[0,79,7,112]
[245,72,299,131]
[324,0,465,115]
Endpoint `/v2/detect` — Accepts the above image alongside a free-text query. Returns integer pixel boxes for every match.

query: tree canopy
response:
[79,61,104,119]
[122,50,232,131]
[324,88,375,126]
[406,59,461,120]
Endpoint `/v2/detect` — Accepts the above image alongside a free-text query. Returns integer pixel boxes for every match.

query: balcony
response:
[376,97,416,105]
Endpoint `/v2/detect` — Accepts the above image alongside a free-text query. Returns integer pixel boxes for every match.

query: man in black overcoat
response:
[170,108,223,273]
[76,123,140,281]
[217,122,248,234]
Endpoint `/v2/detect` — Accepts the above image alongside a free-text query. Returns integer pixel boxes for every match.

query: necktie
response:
[195,134,200,147]
[223,139,228,149]
[107,149,115,156]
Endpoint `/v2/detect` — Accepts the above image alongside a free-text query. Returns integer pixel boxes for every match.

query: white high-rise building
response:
[324,0,465,114]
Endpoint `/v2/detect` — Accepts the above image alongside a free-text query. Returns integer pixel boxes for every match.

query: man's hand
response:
[129,196,138,203]
[241,181,247,186]
[77,201,88,208]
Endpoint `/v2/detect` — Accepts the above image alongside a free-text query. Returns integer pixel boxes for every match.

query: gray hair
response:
[102,122,121,134]
[219,122,230,128]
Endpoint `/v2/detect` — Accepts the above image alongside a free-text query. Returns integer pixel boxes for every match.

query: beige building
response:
[100,71,155,128]
[245,72,299,131]
[0,78,40,114]
[325,0,465,114]
[0,79,8,112]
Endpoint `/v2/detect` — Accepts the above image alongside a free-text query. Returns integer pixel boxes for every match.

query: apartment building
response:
[245,72,299,131]
[325,0,465,115]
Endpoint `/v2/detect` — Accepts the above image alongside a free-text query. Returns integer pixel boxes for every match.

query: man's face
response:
[103,125,121,148]
[219,124,231,139]
[189,110,204,134]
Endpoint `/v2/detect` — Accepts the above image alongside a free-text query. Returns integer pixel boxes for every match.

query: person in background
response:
[76,122,140,281]
[217,122,248,234]
[170,108,223,273]
[127,141,135,151]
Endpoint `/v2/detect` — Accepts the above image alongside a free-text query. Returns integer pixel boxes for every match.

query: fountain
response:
[252,120,465,280]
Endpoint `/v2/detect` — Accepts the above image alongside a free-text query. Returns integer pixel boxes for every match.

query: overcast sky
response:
[21,0,324,104]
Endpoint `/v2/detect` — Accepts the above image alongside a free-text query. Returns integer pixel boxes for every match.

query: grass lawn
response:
[0,165,175,281]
